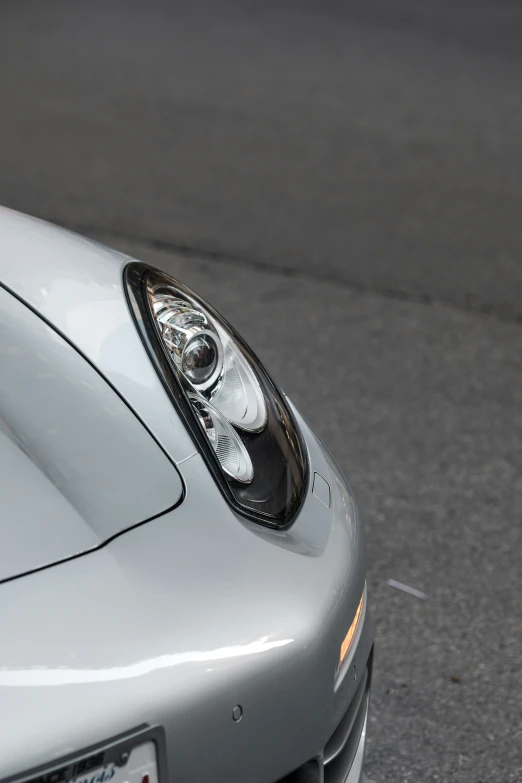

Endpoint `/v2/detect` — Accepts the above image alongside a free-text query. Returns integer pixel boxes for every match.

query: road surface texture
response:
[1,2,521,782]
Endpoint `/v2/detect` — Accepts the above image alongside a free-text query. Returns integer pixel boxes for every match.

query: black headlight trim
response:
[124,261,308,529]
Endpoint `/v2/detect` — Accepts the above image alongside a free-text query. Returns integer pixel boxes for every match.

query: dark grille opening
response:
[323,666,370,783]
[277,651,373,783]
[324,667,368,765]
[278,759,321,782]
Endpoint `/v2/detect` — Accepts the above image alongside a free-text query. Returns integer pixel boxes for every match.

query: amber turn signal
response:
[339,588,365,672]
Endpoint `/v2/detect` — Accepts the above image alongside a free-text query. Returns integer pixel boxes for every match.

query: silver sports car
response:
[0,207,374,783]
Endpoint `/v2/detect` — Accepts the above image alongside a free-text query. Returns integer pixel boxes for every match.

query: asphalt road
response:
[1,2,521,782]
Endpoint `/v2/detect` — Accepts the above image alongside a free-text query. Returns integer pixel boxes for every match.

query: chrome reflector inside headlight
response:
[125,263,308,527]
[152,294,224,391]
[151,291,267,435]
[188,394,254,483]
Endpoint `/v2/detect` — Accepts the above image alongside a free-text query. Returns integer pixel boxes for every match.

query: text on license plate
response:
[66,742,158,783]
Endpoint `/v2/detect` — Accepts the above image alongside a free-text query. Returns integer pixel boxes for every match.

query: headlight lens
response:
[188,393,254,483]
[125,263,308,527]
[182,334,219,386]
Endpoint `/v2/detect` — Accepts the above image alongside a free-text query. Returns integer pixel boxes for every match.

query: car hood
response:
[0,284,183,584]
[0,207,197,465]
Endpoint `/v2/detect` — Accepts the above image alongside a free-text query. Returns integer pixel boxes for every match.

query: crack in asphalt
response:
[73,223,522,327]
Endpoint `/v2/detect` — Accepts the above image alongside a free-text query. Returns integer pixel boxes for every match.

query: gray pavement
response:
[1,2,521,781]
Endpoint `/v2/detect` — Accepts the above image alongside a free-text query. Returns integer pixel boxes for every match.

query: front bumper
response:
[0,415,374,783]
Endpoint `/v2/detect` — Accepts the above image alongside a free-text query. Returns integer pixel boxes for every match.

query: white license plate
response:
[66,742,159,783]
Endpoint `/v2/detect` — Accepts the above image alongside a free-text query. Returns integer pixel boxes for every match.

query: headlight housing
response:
[125,263,308,528]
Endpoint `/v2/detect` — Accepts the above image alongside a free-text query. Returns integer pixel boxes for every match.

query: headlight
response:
[125,263,308,527]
